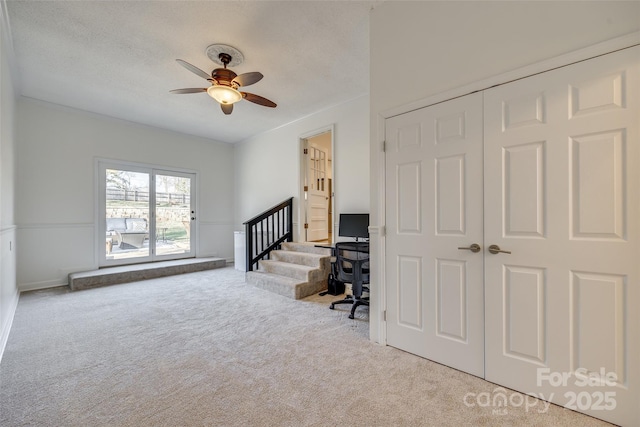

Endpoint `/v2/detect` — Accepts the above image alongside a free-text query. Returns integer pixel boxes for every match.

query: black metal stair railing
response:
[243,197,293,272]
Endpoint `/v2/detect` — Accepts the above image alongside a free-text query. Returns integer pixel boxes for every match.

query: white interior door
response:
[306,143,329,241]
[385,92,485,377]
[484,46,639,426]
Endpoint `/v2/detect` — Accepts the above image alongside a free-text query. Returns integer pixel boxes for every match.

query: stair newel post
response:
[287,201,293,242]
[245,222,254,272]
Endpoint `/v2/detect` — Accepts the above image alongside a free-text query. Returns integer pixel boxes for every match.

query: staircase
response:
[246,242,332,299]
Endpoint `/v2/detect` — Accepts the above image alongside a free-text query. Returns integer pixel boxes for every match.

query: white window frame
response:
[95,158,198,267]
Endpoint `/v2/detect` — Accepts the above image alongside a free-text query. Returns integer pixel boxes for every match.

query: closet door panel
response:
[386,92,484,377]
[484,46,639,427]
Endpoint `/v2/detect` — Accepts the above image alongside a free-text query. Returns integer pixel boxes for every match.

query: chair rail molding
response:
[17,223,94,229]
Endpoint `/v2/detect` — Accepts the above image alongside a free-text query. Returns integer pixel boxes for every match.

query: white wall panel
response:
[17,225,95,290]
[570,130,625,240]
[571,271,625,383]
[397,255,422,330]
[396,162,421,234]
[16,99,235,288]
[1,10,19,362]
[0,227,18,360]
[198,222,235,261]
[234,95,369,232]
[503,266,546,364]
[504,142,546,238]
[436,259,466,342]
[397,123,421,150]
[435,112,465,144]
[436,155,464,235]
[569,71,625,118]
[503,93,546,130]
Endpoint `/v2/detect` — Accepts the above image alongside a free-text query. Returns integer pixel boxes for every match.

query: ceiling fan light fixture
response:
[207,85,242,104]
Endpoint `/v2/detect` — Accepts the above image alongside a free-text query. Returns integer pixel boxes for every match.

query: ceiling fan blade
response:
[169,88,207,94]
[176,59,212,81]
[232,72,263,87]
[221,103,233,115]
[241,92,277,108]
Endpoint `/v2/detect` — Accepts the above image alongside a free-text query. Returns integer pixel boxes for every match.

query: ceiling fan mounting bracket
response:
[206,44,244,67]
[218,53,232,67]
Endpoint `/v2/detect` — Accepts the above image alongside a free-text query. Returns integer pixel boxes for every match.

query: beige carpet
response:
[0,267,611,426]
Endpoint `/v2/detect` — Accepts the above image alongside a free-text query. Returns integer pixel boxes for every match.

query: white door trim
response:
[372,31,640,345]
[94,158,199,267]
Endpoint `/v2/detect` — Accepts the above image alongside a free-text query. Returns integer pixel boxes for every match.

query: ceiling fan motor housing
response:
[172,44,276,114]
[212,68,238,88]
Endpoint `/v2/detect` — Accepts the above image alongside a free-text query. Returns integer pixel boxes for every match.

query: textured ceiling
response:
[5,1,376,143]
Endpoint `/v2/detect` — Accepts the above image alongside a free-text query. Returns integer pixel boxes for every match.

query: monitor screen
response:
[338,213,369,240]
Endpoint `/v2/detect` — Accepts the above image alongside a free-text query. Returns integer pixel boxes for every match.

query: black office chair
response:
[329,242,369,319]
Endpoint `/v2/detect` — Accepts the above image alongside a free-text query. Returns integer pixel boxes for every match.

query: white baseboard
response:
[18,279,68,293]
[0,289,19,364]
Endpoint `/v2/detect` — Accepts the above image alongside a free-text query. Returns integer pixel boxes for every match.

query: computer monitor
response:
[338,213,369,241]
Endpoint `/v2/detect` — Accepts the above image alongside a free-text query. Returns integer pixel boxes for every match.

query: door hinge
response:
[383,310,386,321]
[382,140,386,152]
[304,148,308,155]
[304,223,309,229]
[304,185,308,192]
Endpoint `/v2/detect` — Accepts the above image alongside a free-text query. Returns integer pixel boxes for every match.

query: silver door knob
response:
[488,244,511,255]
[458,243,481,253]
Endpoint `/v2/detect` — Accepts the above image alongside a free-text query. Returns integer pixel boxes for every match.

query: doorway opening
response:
[300,126,334,243]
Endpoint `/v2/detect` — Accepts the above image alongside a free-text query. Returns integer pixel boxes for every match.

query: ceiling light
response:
[207,85,242,104]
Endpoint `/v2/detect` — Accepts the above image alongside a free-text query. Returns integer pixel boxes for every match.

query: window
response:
[98,161,196,266]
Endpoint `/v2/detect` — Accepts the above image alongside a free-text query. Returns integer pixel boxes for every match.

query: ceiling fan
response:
[170,44,276,115]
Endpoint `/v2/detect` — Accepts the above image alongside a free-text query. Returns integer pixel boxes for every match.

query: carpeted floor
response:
[0,267,611,426]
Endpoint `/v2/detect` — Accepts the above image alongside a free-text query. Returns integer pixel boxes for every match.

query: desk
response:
[315,242,369,253]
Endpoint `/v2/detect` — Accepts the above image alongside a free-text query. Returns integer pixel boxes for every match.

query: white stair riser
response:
[259,261,328,283]
[259,261,311,281]
[246,272,300,299]
[246,271,327,300]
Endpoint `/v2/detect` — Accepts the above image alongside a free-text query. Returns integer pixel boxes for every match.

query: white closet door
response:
[484,46,639,426]
[385,93,485,377]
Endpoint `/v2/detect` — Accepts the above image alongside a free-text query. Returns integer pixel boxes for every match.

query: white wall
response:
[16,99,235,290]
[370,1,640,113]
[234,95,369,240]
[0,9,19,360]
[368,1,640,342]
